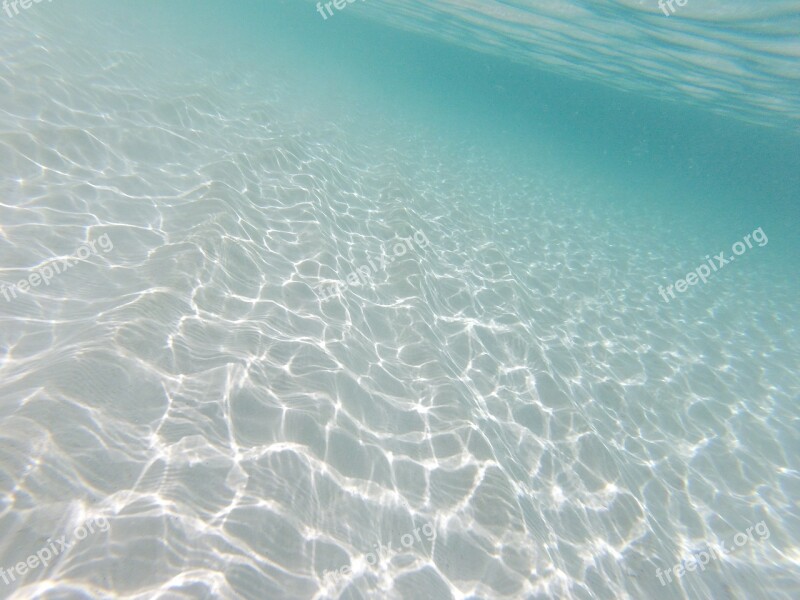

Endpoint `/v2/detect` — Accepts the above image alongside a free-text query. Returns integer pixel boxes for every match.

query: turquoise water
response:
[0,1,798,599]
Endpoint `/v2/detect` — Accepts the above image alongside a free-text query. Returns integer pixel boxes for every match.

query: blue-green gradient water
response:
[0,1,798,599]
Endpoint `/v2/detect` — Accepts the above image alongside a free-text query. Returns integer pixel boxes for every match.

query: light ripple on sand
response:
[0,6,798,600]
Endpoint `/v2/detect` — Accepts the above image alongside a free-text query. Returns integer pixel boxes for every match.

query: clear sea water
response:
[1,1,798,599]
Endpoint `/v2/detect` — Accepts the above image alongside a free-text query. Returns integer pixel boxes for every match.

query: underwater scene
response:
[1,1,799,599]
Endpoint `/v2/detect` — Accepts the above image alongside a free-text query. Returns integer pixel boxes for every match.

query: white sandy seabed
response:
[0,4,798,600]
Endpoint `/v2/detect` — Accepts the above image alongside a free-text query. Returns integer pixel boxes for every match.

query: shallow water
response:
[0,2,798,599]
